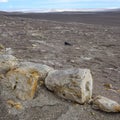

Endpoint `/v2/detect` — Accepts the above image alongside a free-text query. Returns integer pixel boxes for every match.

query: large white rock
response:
[6,62,54,100]
[93,96,120,112]
[0,55,18,74]
[45,68,93,104]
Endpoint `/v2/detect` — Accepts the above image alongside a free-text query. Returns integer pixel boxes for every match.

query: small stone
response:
[5,48,13,55]
[64,42,72,46]
[104,83,113,89]
[7,100,23,110]
[32,44,37,47]
[92,96,120,112]
[0,74,4,79]
[91,112,95,116]
[45,68,93,104]
[0,55,18,74]
[0,43,5,51]
[0,45,13,55]
[117,90,120,94]
[6,62,53,100]
[40,80,44,86]
[70,60,75,63]
[41,50,47,53]
[75,47,80,50]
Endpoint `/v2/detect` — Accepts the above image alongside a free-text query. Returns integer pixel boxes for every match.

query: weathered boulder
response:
[6,62,53,100]
[92,96,120,112]
[45,68,93,104]
[0,55,18,74]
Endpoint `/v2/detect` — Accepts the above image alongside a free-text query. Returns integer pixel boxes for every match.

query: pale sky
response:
[0,0,120,11]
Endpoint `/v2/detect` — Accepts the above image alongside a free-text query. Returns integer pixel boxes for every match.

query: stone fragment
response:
[0,43,14,55]
[0,43,5,52]
[117,89,120,94]
[32,44,37,48]
[5,48,14,55]
[0,55,18,74]
[0,73,5,79]
[92,96,120,112]
[6,62,53,100]
[103,83,113,89]
[45,68,93,104]
[7,100,23,110]
[75,47,80,50]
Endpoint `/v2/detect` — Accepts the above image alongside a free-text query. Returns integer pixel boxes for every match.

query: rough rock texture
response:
[93,96,120,112]
[6,62,53,100]
[0,55,18,74]
[45,68,93,104]
[7,100,23,110]
[0,97,19,120]
[19,62,54,81]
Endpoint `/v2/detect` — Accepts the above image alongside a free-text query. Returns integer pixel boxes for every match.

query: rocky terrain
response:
[0,12,120,120]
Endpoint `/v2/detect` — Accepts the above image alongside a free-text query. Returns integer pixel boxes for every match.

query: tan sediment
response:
[7,100,23,110]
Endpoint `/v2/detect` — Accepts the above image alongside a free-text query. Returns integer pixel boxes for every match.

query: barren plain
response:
[0,11,120,120]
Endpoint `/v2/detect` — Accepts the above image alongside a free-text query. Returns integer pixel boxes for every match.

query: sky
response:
[0,0,120,11]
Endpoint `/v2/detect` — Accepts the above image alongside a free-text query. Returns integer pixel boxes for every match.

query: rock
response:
[45,68,93,104]
[75,47,80,50]
[70,60,75,63]
[6,68,39,100]
[0,55,18,74]
[32,44,37,48]
[0,74,4,79]
[0,43,5,52]
[92,96,120,112]
[0,43,13,55]
[5,48,14,55]
[7,100,23,110]
[103,83,113,89]
[64,42,72,46]
[19,62,54,81]
[6,62,53,100]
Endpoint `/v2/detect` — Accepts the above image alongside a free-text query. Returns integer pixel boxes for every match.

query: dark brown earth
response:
[0,11,120,120]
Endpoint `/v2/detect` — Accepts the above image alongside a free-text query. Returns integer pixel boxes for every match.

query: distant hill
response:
[0,9,120,26]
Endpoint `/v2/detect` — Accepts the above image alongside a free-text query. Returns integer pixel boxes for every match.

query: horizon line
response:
[1,8,120,13]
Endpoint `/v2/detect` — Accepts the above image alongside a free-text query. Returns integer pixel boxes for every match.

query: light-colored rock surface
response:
[93,96,120,112]
[0,55,18,74]
[6,68,39,100]
[19,62,54,80]
[7,100,23,110]
[45,68,93,104]
[6,62,54,100]
[0,43,5,53]
[4,48,14,55]
[0,43,13,55]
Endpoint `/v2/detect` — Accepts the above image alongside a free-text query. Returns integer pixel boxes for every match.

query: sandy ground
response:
[0,12,120,120]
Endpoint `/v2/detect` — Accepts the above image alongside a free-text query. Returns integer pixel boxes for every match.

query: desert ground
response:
[0,11,120,120]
